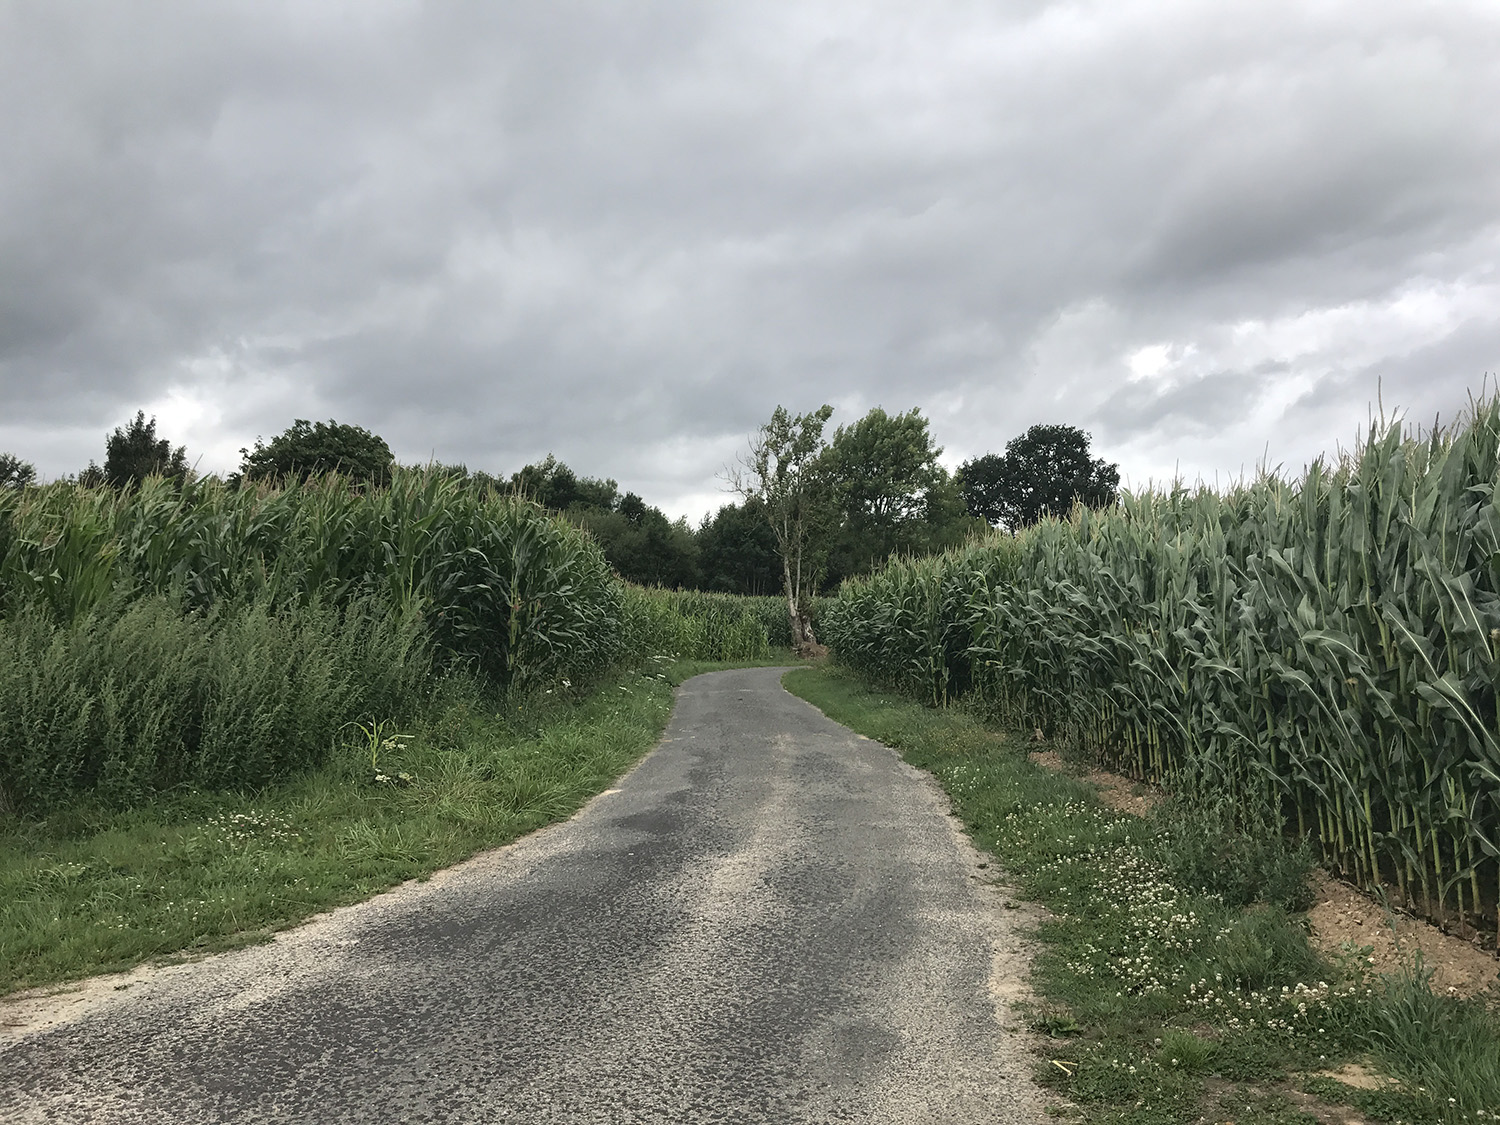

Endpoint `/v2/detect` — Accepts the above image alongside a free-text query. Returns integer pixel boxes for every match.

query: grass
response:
[0,654,796,996]
[782,664,1500,1125]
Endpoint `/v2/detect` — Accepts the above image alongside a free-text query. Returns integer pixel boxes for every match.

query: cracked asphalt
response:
[0,667,1042,1124]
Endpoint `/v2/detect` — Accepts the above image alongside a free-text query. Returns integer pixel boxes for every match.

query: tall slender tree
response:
[727,404,834,649]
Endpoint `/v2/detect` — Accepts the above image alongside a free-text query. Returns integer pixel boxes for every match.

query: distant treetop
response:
[0,452,37,490]
[103,411,190,488]
[960,423,1119,530]
[508,454,619,512]
[240,419,395,486]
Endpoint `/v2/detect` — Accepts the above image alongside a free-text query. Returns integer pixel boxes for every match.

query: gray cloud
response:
[2,0,1498,517]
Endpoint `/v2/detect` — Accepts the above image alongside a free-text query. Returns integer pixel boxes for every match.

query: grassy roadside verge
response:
[1,656,795,997]
[783,665,1500,1125]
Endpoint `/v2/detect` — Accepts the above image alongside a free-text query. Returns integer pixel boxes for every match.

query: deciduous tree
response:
[103,412,190,488]
[821,407,943,523]
[0,452,36,490]
[959,424,1118,529]
[240,419,394,486]
[696,499,781,596]
[819,406,977,582]
[727,404,834,649]
[509,455,619,512]
[579,502,698,589]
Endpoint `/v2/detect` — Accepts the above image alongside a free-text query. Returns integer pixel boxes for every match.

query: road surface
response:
[0,667,1042,1123]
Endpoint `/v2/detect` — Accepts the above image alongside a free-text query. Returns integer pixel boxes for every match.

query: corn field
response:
[0,470,623,685]
[823,401,1500,946]
[0,470,623,811]
[621,588,778,662]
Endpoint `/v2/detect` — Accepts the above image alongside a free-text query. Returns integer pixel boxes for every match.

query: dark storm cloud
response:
[1,0,1497,515]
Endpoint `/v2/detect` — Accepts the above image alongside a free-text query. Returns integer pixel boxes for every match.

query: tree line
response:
[727,405,1119,647]
[0,407,1119,616]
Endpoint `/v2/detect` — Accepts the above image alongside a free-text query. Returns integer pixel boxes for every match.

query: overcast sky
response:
[2,1,1498,520]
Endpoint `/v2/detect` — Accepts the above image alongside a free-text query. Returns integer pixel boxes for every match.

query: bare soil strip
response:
[1029,750,1500,1003]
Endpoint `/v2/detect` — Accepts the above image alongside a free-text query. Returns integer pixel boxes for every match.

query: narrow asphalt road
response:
[0,667,1042,1124]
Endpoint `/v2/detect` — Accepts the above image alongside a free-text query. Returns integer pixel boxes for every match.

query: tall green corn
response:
[0,469,626,812]
[0,469,622,688]
[824,399,1500,944]
[619,587,774,662]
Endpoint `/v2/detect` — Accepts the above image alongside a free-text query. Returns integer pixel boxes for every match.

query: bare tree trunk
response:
[783,554,805,647]
[798,609,817,647]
